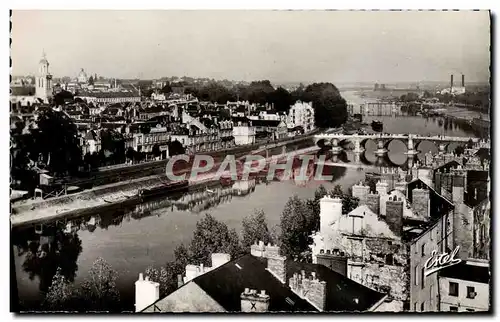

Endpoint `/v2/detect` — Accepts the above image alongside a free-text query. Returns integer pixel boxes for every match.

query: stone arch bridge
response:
[314,133,488,164]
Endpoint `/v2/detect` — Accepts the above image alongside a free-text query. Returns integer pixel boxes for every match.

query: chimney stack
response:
[289,271,327,311]
[450,74,454,89]
[462,74,465,87]
[385,196,403,236]
[135,273,160,312]
[267,255,287,284]
[241,289,270,312]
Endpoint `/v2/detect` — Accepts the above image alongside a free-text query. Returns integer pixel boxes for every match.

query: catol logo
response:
[424,246,462,277]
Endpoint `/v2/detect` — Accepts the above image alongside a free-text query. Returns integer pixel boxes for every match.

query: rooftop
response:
[439,261,490,284]
[146,254,386,312]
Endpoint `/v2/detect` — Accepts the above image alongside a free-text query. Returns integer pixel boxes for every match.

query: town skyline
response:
[11,10,490,84]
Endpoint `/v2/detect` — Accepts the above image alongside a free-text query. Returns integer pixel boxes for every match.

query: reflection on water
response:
[13,165,358,311]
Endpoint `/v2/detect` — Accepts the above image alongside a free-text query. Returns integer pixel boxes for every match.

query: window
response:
[421,243,425,256]
[449,282,459,296]
[467,286,476,299]
[421,267,425,289]
[420,302,425,312]
[414,265,419,286]
[429,284,434,307]
[385,254,394,265]
[414,302,418,312]
[450,306,458,312]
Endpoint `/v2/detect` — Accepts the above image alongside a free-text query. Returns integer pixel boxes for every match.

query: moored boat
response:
[138,180,189,198]
[371,120,383,132]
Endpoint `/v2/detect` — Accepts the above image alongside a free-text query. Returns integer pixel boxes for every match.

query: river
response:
[12,91,476,311]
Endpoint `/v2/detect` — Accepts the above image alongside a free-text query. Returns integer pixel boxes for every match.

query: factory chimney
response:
[462,74,465,87]
[450,74,454,89]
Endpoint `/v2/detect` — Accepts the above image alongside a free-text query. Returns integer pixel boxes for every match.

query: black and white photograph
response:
[9,9,492,313]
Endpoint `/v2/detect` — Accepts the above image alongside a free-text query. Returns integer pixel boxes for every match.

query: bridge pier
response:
[353,138,364,154]
[374,139,388,157]
[331,138,343,155]
[404,135,419,166]
[438,143,447,154]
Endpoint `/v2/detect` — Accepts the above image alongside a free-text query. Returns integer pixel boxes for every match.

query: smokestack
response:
[450,74,454,89]
[462,74,465,87]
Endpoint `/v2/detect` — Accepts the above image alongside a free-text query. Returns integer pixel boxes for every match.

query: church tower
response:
[35,51,53,103]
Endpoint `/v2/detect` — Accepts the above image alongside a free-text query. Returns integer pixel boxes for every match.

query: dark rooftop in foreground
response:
[439,261,490,284]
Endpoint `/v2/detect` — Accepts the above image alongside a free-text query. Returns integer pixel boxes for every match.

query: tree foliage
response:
[189,214,244,265]
[331,184,359,215]
[43,257,120,312]
[241,209,271,249]
[43,268,79,311]
[34,108,83,175]
[80,257,121,311]
[295,83,348,128]
[279,196,315,259]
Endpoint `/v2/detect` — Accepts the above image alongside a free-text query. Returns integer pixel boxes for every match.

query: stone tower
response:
[35,51,53,103]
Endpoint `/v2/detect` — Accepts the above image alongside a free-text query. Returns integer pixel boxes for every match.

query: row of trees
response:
[155,80,348,128]
[44,258,121,312]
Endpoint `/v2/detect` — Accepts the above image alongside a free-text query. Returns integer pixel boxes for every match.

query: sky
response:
[11,10,491,84]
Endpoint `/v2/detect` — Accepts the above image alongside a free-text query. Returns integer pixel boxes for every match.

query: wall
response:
[233,126,256,146]
[409,211,453,312]
[454,203,474,259]
[438,277,489,312]
[473,199,490,260]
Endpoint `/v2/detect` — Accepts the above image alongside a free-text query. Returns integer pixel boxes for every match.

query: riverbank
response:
[11,146,319,228]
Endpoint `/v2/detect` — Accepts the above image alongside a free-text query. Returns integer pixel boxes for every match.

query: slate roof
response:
[192,255,317,312]
[150,254,386,312]
[439,262,490,284]
[287,261,386,312]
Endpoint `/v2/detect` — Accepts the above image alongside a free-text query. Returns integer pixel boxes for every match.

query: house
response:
[137,244,389,313]
[287,101,315,133]
[437,260,490,312]
[310,196,409,311]
[232,117,256,146]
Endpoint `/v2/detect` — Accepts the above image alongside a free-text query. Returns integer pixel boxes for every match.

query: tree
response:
[161,82,172,94]
[35,108,83,175]
[269,87,293,112]
[330,184,359,215]
[145,265,172,296]
[454,145,465,156]
[126,147,135,161]
[305,185,328,233]
[53,90,74,106]
[279,196,314,259]
[43,268,79,311]
[189,214,244,265]
[152,144,161,158]
[80,257,120,311]
[168,140,185,156]
[241,209,272,250]
[467,138,474,149]
[294,83,347,128]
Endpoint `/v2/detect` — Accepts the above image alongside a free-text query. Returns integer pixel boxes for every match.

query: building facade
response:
[287,101,315,133]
